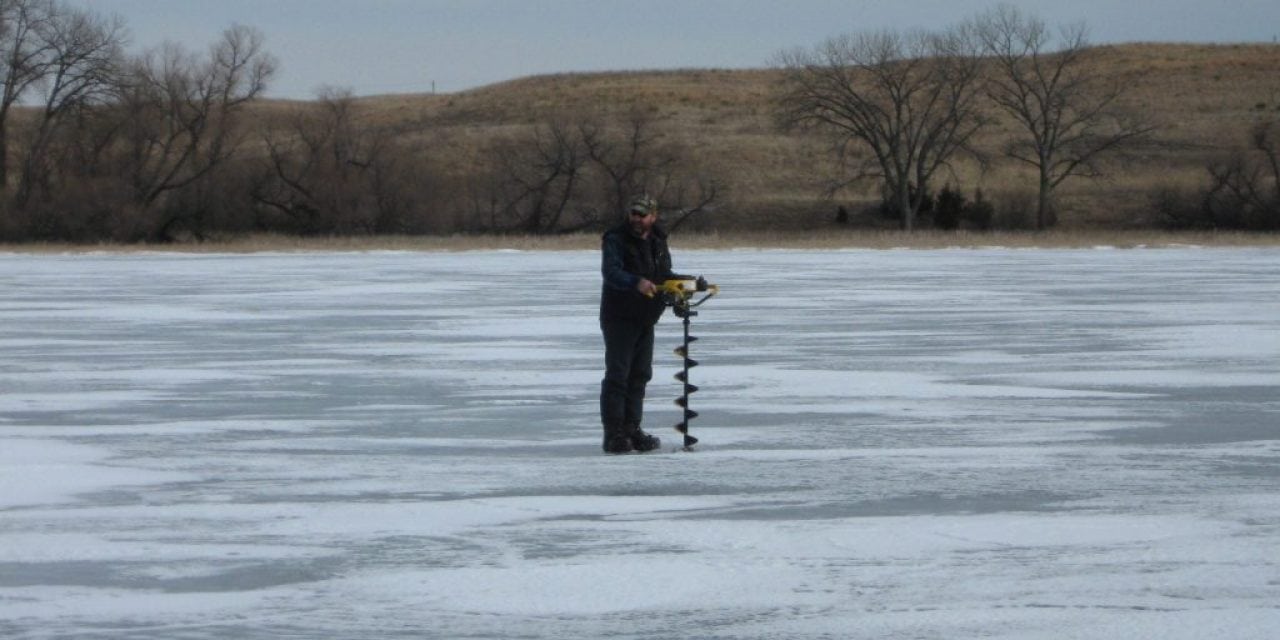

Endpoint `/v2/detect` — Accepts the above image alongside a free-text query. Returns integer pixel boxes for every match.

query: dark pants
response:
[600,319,655,436]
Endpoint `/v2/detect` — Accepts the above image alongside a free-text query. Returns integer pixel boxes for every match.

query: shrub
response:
[878,184,934,222]
[929,185,997,231]
[989,189,1038,230]
[934,184,965,230]
[967,189,995,230]
[1157,120,1280,231]
[1152,186,1210,229]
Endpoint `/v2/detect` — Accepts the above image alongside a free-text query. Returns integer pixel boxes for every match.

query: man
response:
[598,194,679,454]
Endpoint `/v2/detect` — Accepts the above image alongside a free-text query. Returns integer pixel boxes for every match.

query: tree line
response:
[0,0,274,241]
[0,0,724,242]
[775,5,1162,231]
[0,1,1275,243]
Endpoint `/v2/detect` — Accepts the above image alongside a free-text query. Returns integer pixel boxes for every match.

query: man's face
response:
[629,208,657,235]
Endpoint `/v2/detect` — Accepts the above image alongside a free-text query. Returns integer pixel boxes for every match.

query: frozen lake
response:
[2,247,1279,639]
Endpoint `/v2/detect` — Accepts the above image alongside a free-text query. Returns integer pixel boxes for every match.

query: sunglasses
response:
[630,209,655,217]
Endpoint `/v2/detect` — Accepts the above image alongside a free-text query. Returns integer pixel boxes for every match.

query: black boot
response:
[603,425,634,454]
[627,425,661,452]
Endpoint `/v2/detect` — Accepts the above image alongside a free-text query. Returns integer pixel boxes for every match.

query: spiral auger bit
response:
[659,276,719,450]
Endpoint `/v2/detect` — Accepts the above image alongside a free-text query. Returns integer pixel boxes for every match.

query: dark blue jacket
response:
[600,222,675,324]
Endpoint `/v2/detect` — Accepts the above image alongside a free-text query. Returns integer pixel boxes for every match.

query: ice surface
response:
[1,248,1278,639]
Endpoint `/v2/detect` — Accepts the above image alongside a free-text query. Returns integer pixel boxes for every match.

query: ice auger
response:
[659,276,719,449]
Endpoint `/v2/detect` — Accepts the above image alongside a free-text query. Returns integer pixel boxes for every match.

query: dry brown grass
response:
[25,43,1271,246]
[5,229,1277,254]
[278,42,1280,232]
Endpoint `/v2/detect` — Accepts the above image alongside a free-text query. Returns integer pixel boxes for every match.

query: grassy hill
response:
[328,42,1280,232]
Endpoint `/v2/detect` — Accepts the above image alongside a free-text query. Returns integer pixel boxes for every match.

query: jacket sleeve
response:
[601,232,639,292]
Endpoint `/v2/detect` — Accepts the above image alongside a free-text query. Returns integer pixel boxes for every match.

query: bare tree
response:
[1199,119,1280,229]
[1,0,54,190]
[115,24,274,213]
[579,109,722,229]
[973,4,1156,229]
[1256,120,1280,205]
[15,3,123,205]
[657,176,720,232]
[579,109,676,218]
[470,109,722,234]
[254,87,422,234]
[483,118,591,233]
[775,27,987,231]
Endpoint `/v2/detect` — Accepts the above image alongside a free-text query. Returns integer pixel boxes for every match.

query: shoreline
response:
[2,229,1278,254]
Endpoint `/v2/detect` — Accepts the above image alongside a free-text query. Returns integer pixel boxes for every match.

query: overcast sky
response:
[67,0,1280,99]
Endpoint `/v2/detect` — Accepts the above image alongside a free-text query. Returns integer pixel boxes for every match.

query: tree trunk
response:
[899,184,915,231]
[1037,169,1053,230]
[0,118,8,191]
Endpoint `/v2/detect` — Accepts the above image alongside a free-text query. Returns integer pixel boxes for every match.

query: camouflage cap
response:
[628,194,658,214]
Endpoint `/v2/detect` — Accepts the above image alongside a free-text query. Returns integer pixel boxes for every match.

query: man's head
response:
[627,194,658,236]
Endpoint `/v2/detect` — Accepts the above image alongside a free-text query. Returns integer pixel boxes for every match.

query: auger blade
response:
[667,278,716,451]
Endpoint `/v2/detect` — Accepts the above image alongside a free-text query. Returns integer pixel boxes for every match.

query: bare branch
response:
[775,26,987,230]
[115,24,275,208]
[972,3,1156,228]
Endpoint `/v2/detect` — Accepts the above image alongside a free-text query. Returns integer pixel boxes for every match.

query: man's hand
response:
[637,278,658,297]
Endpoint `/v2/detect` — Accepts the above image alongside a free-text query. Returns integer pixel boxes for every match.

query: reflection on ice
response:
[1,248,1278,639]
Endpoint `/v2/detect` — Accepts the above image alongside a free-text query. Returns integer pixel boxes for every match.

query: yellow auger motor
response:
[658,276,719,303]
[660,276,718,449]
